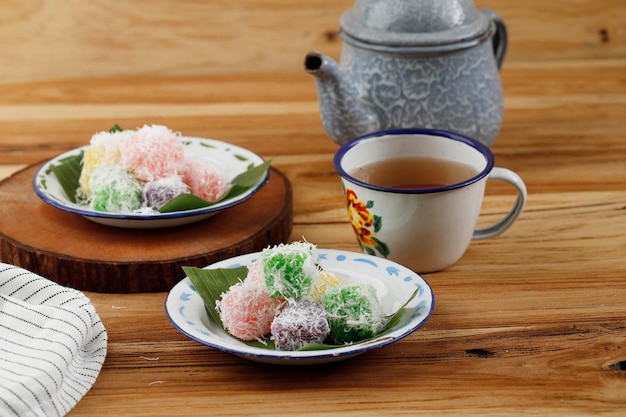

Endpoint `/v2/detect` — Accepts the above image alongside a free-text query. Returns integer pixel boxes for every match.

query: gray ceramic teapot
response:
[305,0,507,147]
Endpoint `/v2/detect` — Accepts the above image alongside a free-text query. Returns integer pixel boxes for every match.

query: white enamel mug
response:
[333,128,527,273]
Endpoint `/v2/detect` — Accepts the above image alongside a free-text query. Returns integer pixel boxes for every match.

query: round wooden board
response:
[0,163,292,293]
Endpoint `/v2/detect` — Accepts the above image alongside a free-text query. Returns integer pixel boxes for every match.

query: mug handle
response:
[473,167,527,240]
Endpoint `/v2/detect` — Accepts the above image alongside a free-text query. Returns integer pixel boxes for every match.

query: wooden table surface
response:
[1,1,625,416]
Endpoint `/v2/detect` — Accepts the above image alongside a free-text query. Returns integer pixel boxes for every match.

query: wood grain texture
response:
[0,60,617,414]
[0,0,624,80]
[0,0,625,415]
[0,165,292,292]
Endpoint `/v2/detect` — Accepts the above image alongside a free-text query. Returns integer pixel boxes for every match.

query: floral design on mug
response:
[345,188,390,258]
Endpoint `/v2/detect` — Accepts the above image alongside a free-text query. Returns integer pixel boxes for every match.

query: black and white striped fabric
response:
[0,263,107,417]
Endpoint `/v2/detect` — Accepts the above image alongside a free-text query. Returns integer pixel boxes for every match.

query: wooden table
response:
[1,1,626,415]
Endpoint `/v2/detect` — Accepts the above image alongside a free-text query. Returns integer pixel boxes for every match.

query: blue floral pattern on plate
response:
[165,249,435,365]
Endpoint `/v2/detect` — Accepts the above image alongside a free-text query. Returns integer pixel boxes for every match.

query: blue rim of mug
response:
[333,128,495,194]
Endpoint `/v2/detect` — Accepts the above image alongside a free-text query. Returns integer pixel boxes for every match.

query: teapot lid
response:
[340,0,493,51]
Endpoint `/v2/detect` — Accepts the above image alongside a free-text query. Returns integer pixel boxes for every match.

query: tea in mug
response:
[350,156,478,189]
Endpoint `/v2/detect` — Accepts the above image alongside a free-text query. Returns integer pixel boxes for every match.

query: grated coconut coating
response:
[260,241,320,300]
[322,283,387,344]
[270,299,330,351]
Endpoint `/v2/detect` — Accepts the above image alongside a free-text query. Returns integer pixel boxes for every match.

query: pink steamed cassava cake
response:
[120,124,185,182]
[77,124,227,213]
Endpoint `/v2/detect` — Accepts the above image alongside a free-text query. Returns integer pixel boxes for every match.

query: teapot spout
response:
[305,52,380,145]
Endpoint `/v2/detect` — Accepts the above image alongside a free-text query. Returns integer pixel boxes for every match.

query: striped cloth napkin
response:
[0,263,107,417]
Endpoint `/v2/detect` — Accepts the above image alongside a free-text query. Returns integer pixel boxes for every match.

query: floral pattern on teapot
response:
[306,1,508,147]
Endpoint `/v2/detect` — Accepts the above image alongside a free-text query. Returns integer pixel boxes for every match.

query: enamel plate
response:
[33,137,269,229]
[165,249,435,365]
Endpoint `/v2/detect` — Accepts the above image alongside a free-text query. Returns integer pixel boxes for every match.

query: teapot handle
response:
[483,9,508,70]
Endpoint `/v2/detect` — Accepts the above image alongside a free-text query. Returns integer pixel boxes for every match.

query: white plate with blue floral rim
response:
[165,248,435,365]
[33,137,269,229]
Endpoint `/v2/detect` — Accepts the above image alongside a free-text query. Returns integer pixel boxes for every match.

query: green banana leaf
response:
[48,145,271,212]
[181,265,418,352]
